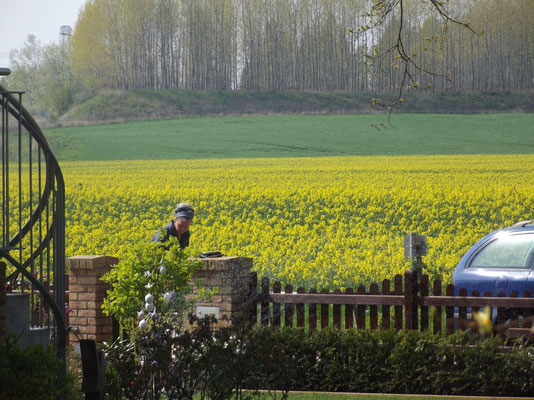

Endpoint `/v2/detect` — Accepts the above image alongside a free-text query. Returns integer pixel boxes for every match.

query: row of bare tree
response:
[69,0,532,93]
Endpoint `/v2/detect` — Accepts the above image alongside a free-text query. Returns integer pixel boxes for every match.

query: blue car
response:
[452,220,534,297]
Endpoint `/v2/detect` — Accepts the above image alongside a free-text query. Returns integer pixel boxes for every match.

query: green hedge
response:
[103,320,534,398]
[244,327,534,396]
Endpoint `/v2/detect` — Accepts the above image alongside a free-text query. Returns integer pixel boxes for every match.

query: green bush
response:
[102,315,246,400]
[101,238,208,338]
[103,323,534,397]
[243,328,534,396]
[0,336,65,400]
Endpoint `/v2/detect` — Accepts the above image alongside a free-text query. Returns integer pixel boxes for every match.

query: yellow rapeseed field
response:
[55,154,534,289]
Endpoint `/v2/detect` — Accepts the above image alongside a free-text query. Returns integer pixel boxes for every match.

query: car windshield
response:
[470,233,534,269]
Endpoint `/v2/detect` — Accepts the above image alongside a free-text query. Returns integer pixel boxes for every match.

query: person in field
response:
[152,203,194,249]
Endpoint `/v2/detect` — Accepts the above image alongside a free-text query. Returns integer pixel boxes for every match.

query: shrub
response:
[103,324,534,397]
[102,315,244,400]
[244,328,534,396]
[0,336,66,400]
[101,238,209,337]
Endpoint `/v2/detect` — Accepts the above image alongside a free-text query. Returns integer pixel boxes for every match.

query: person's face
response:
[174,217,192,235]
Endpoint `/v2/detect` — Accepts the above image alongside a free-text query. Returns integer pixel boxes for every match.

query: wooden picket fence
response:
[250,270,534,338]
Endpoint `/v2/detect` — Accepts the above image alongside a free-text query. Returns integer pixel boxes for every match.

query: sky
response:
[0,0,87,68]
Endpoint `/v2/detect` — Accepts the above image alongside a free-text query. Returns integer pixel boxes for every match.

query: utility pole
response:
[404,233,427,330]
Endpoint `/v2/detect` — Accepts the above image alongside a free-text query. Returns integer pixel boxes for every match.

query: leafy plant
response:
[100,339,138,400]
[0,335,69,400]
[102,315,244,400]
[101,238,208,336]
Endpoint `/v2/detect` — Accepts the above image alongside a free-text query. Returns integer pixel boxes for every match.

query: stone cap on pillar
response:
[67,255,119,271]
[197,256,252,271]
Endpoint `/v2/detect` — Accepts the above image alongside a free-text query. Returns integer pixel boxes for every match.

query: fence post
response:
[309,288,317,331]
[285,284,294,327]
[446,284,455,334]
[273,281,281,327]
[420,275,429,331]
[381,280,390,330]
[297,287,306,328]
[370,283,378,330]
[320,288,329,329]
[345,287,354,330]
[405,270,418,330]
[261,277,270,326]
[433,280,442,335]
[404,233,426,332]
[249,272,258,326]
[356,285,366,329]
[394,275,403,331]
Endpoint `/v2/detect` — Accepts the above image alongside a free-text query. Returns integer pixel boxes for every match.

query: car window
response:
[470,234,534,269]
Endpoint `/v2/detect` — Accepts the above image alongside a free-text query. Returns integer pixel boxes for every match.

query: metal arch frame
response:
[0,83,66,385]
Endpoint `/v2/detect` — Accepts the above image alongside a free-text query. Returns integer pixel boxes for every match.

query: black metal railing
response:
[0,68,66,381]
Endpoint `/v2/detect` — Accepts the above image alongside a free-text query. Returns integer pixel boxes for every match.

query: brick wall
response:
[66,255,254,342]
[66,256,118,346]
[190,256,253,327]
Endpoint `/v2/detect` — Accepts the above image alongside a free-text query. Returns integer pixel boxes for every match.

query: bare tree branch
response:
[354,0,481,129]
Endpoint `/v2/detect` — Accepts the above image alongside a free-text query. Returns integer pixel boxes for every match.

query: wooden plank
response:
[333,288,341,329]
[370,283,378,330]
[471,290,480,335]
[356,285,366,330]
[458,288,468,331]
[320,289,329,329]
[524,291,533,329]
[484,291,493,337]
[309,288,317,332]
[261,277,270,326]
[421,296,534,308]
[272,281,281,327]
[249,272,258,325]
[433,280,442,335]
[284,284,294,328]
[509,327,534,338]
[446,284,454,334]
[496,291,506,337]
[297,287,305,328]
[381,280,390,330]
[345,288,354,329]
[394,275,403,331]
[420,275,429,332]
[404,270,414,330]
[510,290,519,329]
[267,293,404,305]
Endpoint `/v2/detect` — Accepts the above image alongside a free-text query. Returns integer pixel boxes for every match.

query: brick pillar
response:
[190,256,254,328]
[66,256,118,347]
[0,262,5,347]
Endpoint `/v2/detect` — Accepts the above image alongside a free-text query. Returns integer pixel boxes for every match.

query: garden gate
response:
[0,68,66,379]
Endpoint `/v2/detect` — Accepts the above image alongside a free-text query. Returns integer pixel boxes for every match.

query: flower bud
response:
[137,310,145,320]
[163,292,172,304]
[139,319,148,330]
[145,302,155,312]
[145,293,154,304]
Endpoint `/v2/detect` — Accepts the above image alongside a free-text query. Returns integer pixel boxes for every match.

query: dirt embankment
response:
[58,89,534,126]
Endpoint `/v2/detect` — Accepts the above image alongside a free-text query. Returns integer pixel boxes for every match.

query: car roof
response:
[455,221,534,270]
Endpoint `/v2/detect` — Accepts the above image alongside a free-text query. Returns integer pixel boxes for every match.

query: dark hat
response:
[174,204,194,219]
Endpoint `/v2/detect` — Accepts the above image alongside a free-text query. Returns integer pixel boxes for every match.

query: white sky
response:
[0,0,87,68]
